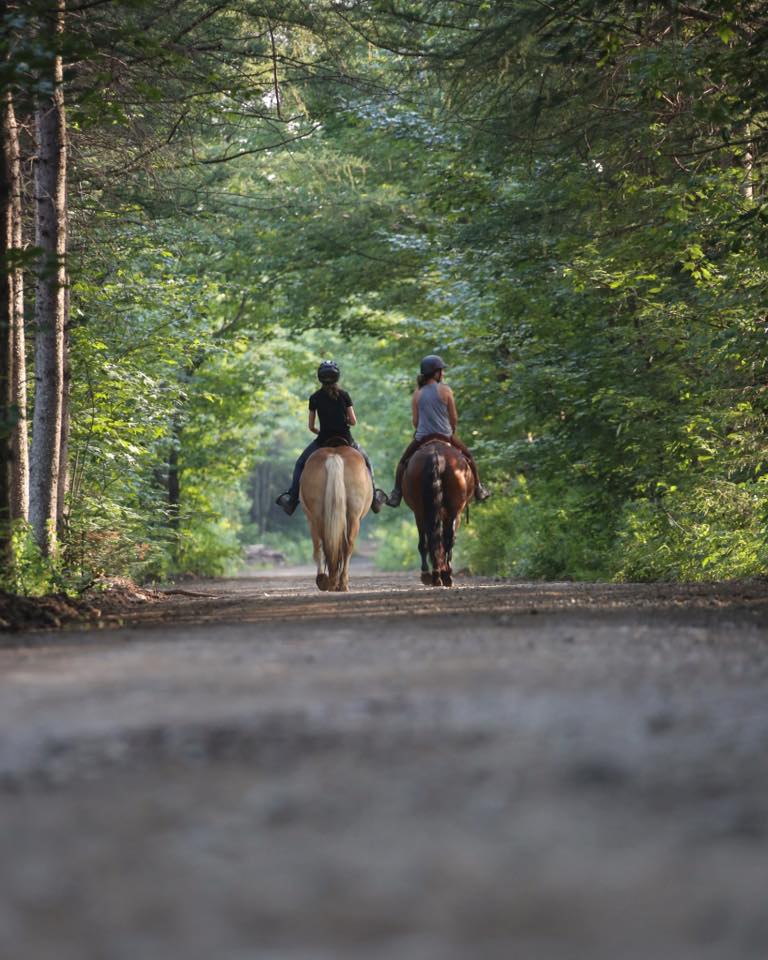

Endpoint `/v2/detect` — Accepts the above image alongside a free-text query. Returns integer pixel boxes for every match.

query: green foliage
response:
[8,0,766,592]
[63,494,174,584]
[175,517,243,578]
[612,482,768,582]
[1,523,62,596]
[462,479,618,582]
[373,516,419,571]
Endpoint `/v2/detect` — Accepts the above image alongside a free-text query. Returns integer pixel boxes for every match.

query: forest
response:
[1,0,767,593]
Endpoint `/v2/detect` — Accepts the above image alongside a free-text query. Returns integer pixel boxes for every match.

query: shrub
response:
[611,480,768,581]
[461,477,617,581]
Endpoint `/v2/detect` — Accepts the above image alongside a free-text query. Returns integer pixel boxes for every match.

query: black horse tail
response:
[422,446,444,569]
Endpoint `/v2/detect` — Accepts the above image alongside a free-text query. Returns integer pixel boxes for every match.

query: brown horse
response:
[403,440,474,587]
[299,444,371,592]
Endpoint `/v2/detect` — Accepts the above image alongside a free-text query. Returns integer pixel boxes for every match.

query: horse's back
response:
[300,445,371,518]
[403,441,473,511]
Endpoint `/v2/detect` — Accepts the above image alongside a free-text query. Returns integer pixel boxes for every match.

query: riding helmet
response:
[317,359,340,383]
[420,354,446,377]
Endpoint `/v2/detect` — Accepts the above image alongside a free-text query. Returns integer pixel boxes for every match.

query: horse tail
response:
[323,454,347,580]
[422,447,444,569]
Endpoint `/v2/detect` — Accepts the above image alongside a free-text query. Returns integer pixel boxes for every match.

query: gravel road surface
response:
[2,569,768,960]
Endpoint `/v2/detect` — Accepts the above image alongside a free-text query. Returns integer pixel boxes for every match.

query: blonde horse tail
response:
[323,454,347,582]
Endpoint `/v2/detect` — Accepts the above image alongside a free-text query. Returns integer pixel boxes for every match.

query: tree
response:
[29,0,67,557]
[0,0,30,555]
[0,82,15,555]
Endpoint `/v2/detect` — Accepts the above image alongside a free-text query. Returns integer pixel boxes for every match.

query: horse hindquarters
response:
[405,443,468,588]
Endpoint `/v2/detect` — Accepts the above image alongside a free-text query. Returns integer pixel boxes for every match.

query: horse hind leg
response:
[431,515,448,587]
[337,558,350,592]
[418,528,432,586]
[427,532,443,587]
[441,519,456,587]
[336,516,359,592]
[325,537,345,592]
[324,552,340,591]
[313,532,331,591]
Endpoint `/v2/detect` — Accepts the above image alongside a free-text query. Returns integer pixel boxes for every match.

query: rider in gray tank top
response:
[386,354,491,506]
[415,381,452,439]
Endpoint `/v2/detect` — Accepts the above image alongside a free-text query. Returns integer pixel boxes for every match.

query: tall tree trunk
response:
[741,124,754,203]
[8,90,28,524]
[29,0,67,557]
[56,284,70,533]
[167,413,181,545]
[0,89,14,555]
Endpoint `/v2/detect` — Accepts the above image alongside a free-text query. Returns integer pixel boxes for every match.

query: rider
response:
[276,360,388,516]
[386,354,491,507]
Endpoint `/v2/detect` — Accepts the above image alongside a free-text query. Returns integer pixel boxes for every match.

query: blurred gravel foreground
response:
[1,572,767,960]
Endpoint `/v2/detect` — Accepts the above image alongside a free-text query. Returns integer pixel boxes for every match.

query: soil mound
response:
[0,577,162,633]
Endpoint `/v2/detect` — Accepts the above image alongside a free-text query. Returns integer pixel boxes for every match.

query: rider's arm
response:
[308,410,319,434]
[346,406,358,426]
[411,389,420,429]
[442,385,458,434]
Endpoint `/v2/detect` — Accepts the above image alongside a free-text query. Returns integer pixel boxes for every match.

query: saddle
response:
[319,435,352,448]
[413,433,454,452]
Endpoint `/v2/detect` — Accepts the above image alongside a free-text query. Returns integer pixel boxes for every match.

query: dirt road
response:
[2,569,768,959]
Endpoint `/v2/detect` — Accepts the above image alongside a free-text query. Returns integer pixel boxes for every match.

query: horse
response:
[403,440,475,587]
[299,442,371,592]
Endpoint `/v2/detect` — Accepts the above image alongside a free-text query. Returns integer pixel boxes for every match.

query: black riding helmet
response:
[420,354,446,377]
[317,359,340,383]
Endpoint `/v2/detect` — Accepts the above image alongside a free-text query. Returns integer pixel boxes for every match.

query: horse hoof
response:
[420,572,432,586]
[441,573,453,587]
[316,574,330,591]
[431,572,442,587]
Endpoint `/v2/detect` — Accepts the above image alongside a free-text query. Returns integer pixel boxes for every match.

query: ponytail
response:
[322,382,341,399]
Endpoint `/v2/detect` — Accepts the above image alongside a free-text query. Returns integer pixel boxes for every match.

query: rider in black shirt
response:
[276,360,387,516]
[309,385,353,443]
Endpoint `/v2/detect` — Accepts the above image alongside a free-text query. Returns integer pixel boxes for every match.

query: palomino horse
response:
[403,440,474,587]
[299,443,371,592]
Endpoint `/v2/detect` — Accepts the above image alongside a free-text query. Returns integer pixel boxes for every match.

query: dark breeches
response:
[289,440,374,499]
[394,433,481,488]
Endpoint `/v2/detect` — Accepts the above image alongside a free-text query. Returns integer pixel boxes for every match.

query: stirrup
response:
[276,492,299,515]
[371,488,387,513]
[386,488,402,507]
[474,484,491,502]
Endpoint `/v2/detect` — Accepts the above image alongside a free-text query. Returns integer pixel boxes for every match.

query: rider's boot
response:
[275,492,299,515]
[386,487,402,508]
[371,488,388,513]
[474,483,491,502]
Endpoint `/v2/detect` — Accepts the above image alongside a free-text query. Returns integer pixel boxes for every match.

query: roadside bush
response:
[175,515,244,578]
[64,495,173,584]
[611,480,768,582]
[373,516,418,571]
[461,478,617,581]
[0,522,61,596]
